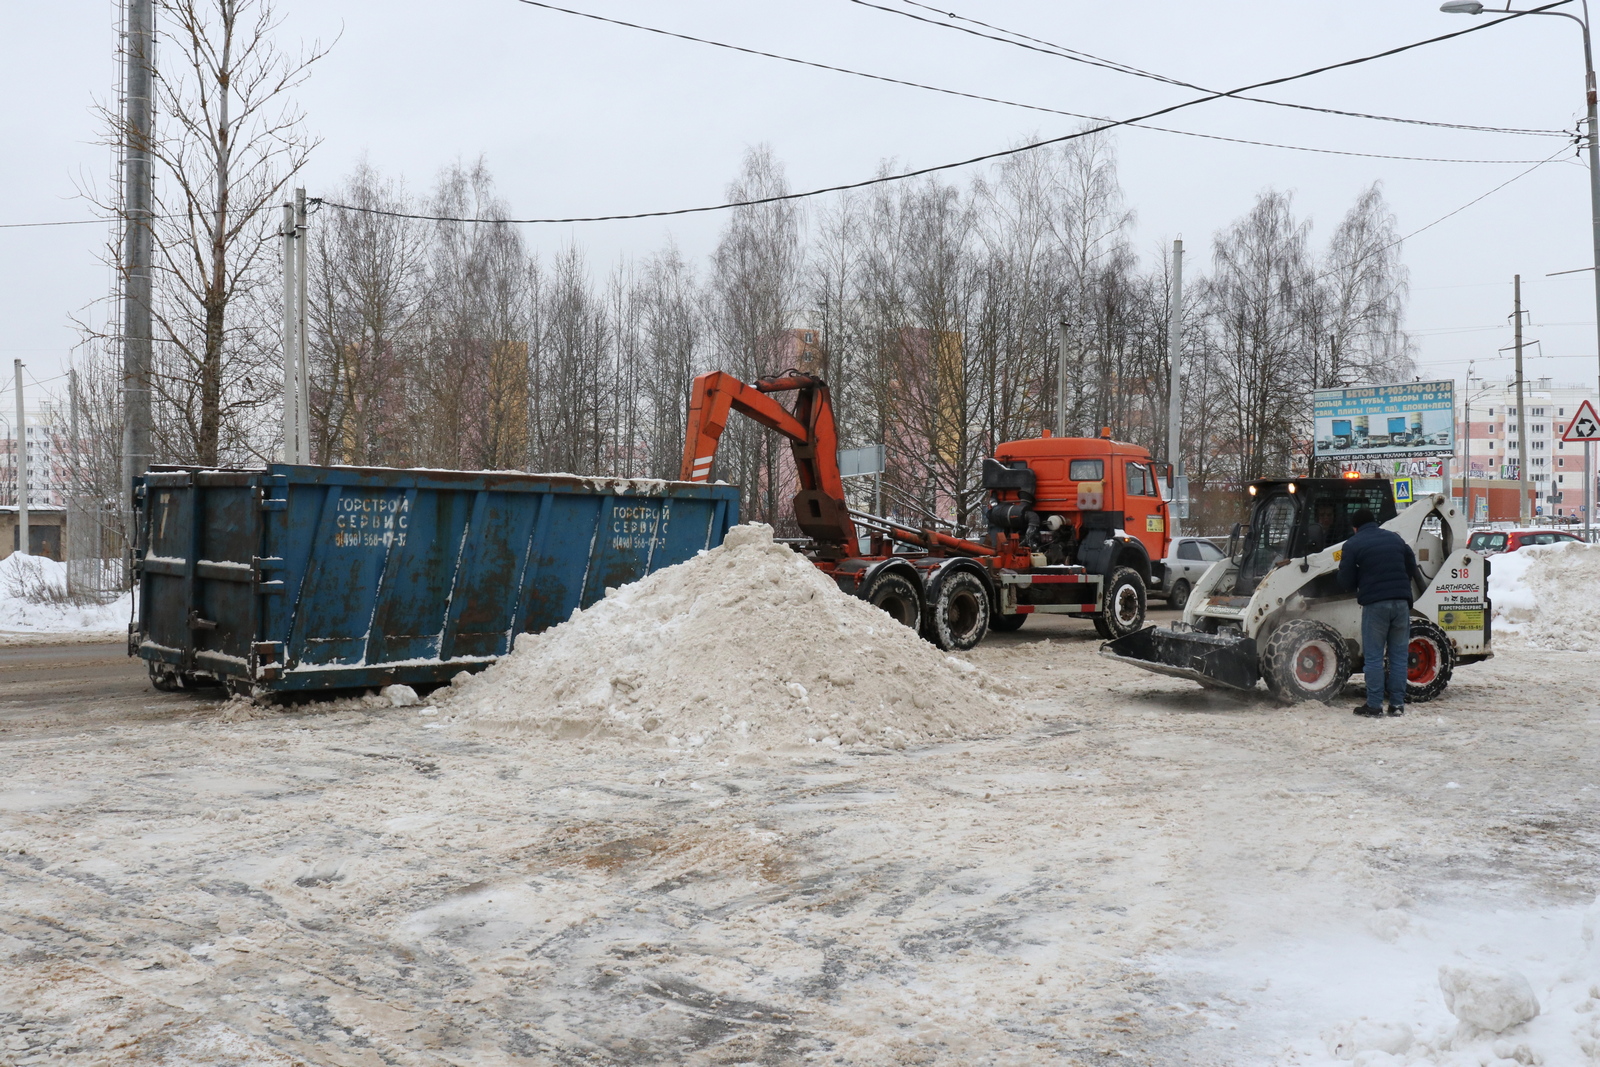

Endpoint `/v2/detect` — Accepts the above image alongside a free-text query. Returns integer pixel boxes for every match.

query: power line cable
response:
[320,12,1580,226]
[860,0,1571,138]
[1308,143,1569,286]
[7,3,1573,232]
[510,0,1561,165]
[0,219,107,230]
[0,211,186,232]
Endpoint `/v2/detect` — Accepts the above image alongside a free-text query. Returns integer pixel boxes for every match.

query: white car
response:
[1157,536,1226,611]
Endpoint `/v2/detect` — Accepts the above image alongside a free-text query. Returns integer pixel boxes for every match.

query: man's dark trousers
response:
[1361,598,1410,709]
[1339,520,1423,712]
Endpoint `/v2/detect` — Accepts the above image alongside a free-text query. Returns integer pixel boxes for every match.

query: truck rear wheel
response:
[1092,567,1146,639]
[926,571,990,652]
[1263,619,1351,703]
[1404,617,1453,703]
[864,571,922,633]
[987,611,1027,632]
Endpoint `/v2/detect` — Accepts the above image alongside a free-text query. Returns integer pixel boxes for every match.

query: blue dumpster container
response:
[131,464,740,695]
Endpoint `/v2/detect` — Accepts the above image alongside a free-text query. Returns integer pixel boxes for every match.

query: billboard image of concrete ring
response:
[1313,380,1455,459]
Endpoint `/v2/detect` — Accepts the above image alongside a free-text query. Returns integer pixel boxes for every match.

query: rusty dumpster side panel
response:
[132,464,739,694]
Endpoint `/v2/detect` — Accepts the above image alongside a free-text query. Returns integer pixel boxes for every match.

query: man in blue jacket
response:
[1338,508,1425,718]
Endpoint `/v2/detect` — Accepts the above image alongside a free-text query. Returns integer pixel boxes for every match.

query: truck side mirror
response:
[1165,463,1174,488]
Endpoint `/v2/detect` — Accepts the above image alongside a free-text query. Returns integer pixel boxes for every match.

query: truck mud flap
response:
[1099,627,1260,692]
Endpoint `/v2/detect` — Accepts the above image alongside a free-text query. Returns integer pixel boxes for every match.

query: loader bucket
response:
[1100,627,1261,693]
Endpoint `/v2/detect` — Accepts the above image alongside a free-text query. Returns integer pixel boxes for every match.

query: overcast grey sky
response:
[4,0,1599,412]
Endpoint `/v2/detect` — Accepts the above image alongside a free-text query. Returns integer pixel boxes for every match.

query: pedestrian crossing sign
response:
[1393,476,1414,505]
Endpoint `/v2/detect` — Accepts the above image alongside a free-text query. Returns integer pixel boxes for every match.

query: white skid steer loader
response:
[1101,478,1491,703]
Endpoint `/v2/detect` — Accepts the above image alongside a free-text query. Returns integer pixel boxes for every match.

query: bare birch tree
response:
[418,161,532,470]
[286,139,1408,540]
[90,0,328,465]
[706,146,804,526]
[307,161,426,466]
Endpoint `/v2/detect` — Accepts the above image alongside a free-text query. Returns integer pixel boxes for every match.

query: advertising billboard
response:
[1312,380,1455,459]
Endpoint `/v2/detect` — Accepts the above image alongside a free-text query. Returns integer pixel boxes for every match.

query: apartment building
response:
[1457,378,1598,520]
[1,404,81,509]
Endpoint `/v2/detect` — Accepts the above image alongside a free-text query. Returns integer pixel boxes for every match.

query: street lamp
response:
[1442,0,1599,537]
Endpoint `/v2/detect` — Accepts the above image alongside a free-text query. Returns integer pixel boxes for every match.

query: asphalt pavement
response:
[0,636,221,732]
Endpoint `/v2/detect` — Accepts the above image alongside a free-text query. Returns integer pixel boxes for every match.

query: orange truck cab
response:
[983,432,1173,637]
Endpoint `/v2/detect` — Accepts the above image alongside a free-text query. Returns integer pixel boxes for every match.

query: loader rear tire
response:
[1092,567,1146,640]
[864,572,923,634]
[1404,617,1453,704]
[926,571,990,652]
[1263,619,1351,704]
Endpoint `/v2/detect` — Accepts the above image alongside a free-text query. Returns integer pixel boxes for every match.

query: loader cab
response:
[1231,478,1396,596]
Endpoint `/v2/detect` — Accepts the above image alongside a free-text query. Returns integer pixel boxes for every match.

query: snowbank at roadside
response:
[0,553,131,633]
[438,523,1021,752]
[1489,540,1600,652]
[1306,897,1600,1066]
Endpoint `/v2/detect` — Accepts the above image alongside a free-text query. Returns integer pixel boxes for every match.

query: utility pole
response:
[279,189,313,465]
[13,361,28,557]
[295,188,310,462]
[1461,364,1476,525]
[69,368,80,493]
[68,367,81,591]
[282,201,301,463]
[1586,11,1600,542]
[1513,275,1530,523]
[120,0,154,511]
[1055,320,1070,437]
[1165,238,1185,532]
[1463,388,1471,524]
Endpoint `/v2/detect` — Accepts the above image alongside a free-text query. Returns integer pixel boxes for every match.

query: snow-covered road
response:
[1,624,1595,1065]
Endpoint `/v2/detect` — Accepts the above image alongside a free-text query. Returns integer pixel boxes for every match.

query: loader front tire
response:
[1092,567,1146,640]
[926,570,990,652]
[1404,617,1453,704]
[1263,619,1351,704]
[864,571,923,634]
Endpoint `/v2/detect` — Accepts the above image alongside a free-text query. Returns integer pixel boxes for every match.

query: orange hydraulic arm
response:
[680,370,859,558]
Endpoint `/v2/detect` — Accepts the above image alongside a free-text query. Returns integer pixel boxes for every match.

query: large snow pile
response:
[0,553,131,633]
[1490,539,1600,651]
[439,523,1021,752]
